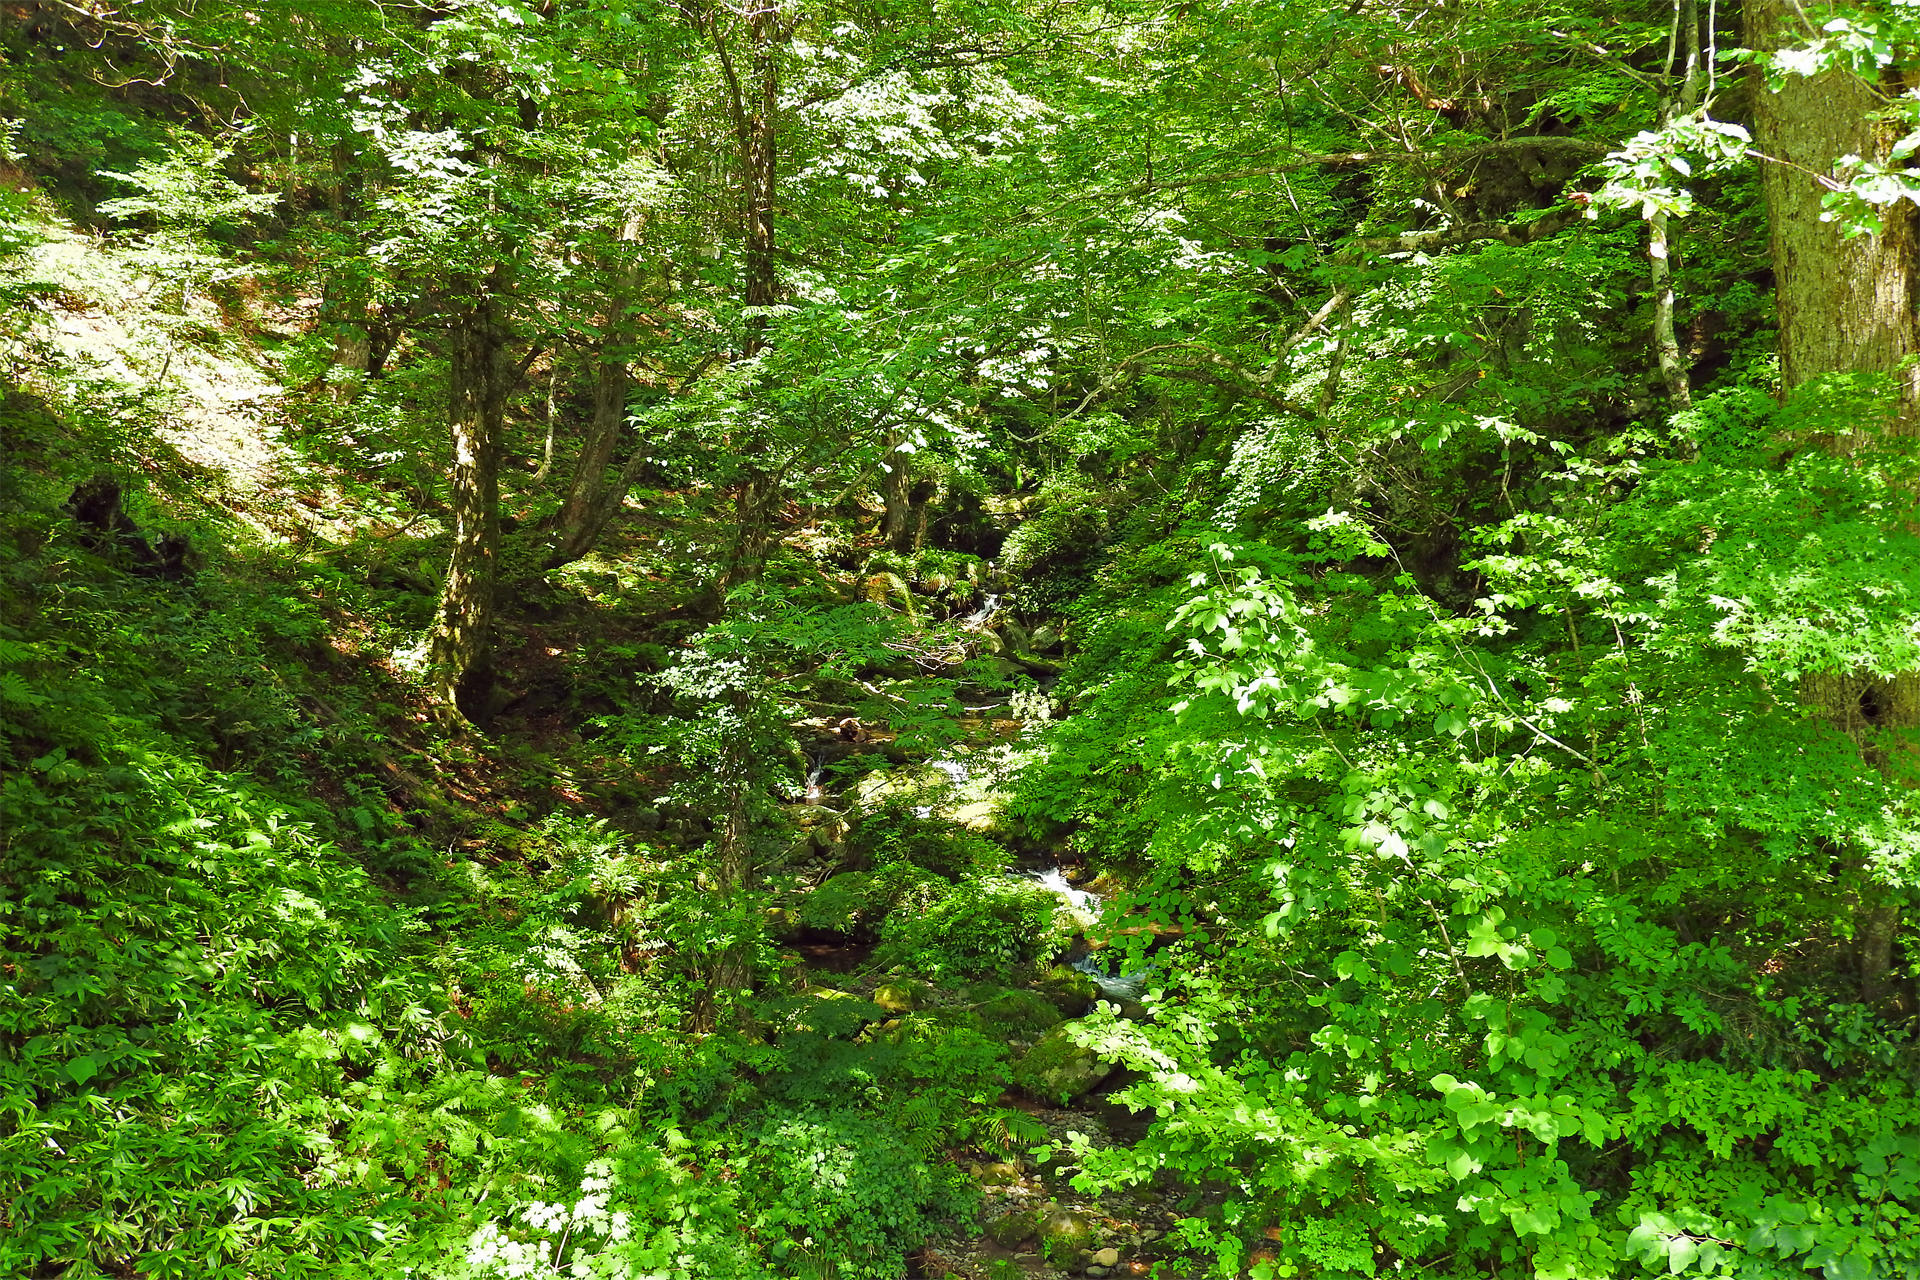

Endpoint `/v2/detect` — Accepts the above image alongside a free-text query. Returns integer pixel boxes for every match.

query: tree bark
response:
[545,358,631,567]
[427,283,509,724]
[1751,0,1920,1005]
[1649,0,1705,410]
[740,0,779,337]
[1750,1,1920,425]
[880,437,914,551]
[546,215,651,568]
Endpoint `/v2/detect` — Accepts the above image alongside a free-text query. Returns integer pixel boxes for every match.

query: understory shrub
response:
[876,874,1062,982]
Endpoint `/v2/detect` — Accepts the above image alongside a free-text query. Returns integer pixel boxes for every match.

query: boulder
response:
[1011,651,1063,676]
[853,764,949,808]
[1033,964,1099,1015]
[788,989,882,1036]
[951,798,1005,836]
[978,655,1028,684]
[984,1208,1036,1248]
[973,1159,1024,1186]
[1014,1021,1114,1102]
[964,983,1064,1040]
[1037,1203,1097,1254]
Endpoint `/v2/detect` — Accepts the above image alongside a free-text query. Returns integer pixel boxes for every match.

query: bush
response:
[747,1106,976,1279]
[795,864,945,937]
[847,797,1009,880]
[876,875,1061,983]
[998,475,1113,576]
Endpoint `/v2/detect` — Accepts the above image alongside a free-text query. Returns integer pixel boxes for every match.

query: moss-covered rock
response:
[1037,1203,1098,1255]
[785,989,883,1037]
[795,866,943,935]
[973,1159,1024,1187]
[1033,963,1098,1015]
[872,978,928,1013]
[984,1207,1037,1248]
[889,1005,983,1039]
[963,983,1064,1040]
[1013,1020,1114,1102]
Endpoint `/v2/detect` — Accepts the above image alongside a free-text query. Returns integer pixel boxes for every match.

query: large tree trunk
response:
[1751,2,1920,420]
[427,286,509,724]
[1751,0,1920,1005]
[545,359,631,567]
[880,437,914,551]
[545,216,651,568]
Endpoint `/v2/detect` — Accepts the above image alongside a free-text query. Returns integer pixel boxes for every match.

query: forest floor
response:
[6,230,1204,1279]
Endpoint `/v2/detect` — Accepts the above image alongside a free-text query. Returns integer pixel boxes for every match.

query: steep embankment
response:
[2,223,1185,1280]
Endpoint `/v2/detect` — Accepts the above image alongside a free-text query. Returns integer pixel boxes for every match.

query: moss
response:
[962,983,1063,1040]
[1012,1020,1115,1103]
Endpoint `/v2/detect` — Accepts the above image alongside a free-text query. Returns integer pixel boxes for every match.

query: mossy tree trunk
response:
[546,357,633,567]
[427,281,510,724]
[1752,3,1920,414]
[546,215,652,569]
[1751,0,1920,1005]
[880,437,914,551]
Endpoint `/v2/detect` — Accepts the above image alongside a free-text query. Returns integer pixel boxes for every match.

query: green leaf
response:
[64,1055,99,1086]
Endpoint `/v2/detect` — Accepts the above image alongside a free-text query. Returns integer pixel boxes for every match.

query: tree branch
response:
[1080,136,1609,203]
[1347,207,1581,255]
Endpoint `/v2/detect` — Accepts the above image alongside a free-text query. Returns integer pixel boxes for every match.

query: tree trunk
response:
[1649,0,1705,409]
[1751,0,1920,1005]
[317,138,384,402]
[546,358,630,567]
[532,365,559,483]
[546,215,650,568]
[695,697,759,1032]
[881,437,913,551]
[712,467,780,604]
[697,0,787,603]
[427,285,509,724]
[1750,1,1920,423]
[741,0,778,342]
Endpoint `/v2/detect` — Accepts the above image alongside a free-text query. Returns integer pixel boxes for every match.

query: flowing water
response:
[1021,866,1099,916]
[1018,868,1158,1005]
[964,593,1001,627]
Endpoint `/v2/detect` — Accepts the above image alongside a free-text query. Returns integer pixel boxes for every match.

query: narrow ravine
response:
[766,625,1193,1280]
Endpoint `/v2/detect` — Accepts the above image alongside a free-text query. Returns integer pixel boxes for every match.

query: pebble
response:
[1093,1247,1120,1266]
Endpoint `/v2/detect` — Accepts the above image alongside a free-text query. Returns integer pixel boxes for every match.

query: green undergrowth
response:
[0,415,1047,1278]
[1011,388,1920,1279]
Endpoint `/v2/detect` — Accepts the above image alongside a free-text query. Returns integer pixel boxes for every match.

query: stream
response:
[782,684,1186,1280]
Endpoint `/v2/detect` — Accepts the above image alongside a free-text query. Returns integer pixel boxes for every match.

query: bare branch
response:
[1077,135,1609,204]
[1348,207,1581,255]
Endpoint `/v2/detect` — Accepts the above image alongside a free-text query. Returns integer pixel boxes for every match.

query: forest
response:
[3,0,1920,1276]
